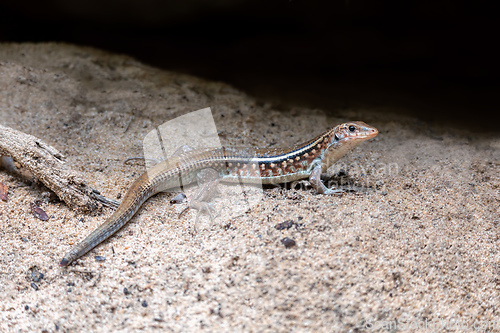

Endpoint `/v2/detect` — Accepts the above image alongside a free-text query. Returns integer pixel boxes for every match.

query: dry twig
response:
[0,124,118,212]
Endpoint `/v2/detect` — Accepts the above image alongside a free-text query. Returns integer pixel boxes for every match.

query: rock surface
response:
[0,43,499,332]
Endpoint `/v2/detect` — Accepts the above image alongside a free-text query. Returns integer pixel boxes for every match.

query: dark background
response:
[0,0,498,130]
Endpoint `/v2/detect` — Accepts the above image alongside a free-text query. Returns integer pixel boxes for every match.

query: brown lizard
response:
[60,121,378,266]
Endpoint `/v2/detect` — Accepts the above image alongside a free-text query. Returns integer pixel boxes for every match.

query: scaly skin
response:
[60,121,378,266]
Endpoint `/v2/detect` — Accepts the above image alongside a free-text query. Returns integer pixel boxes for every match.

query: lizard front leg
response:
[309,163,345,195]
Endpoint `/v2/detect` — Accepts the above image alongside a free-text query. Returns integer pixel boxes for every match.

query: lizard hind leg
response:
[178,168,221,233]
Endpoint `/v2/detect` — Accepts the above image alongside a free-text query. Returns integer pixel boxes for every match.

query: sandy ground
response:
[0,43,499,332]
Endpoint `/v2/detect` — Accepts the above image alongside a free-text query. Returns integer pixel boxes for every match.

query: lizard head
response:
[321,121,378,170]
[333,121,378,142]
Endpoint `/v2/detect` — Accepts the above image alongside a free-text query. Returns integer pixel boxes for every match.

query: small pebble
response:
[30,282,39,291]
[281,237,296,248]
[95,256,106,262]
[123,287,130,295]
[31,203,49,221]
[141,300,148,307]
[0,182,8,201]
[275,221,294,230]
[170,193,186,204]
[24,305,29,310]
[31,271,44,282]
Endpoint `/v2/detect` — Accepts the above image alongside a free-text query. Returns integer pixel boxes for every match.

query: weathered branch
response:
[0,124,119,212]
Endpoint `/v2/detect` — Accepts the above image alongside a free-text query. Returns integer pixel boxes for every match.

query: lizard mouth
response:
[364,128,378,139]
[356,123,378,139]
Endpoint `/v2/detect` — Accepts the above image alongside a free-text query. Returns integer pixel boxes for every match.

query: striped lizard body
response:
[60,121,378,266]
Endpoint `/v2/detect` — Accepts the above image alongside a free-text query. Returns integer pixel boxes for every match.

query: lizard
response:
[59,121,378,266]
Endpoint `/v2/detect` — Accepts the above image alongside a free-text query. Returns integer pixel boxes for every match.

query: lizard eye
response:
[348,125,356,132]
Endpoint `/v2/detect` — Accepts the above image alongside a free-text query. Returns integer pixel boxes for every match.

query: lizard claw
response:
[178,199,218,233]
[192,201,218,234]
[322,188,346,196]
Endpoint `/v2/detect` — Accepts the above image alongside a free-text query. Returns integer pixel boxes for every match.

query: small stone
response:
[170,193,186,204]
[0,182,8,201]
[275,221,294,230]
[31,271,44,282]
[30,203,49,221]
[281,237,296,248]
[95,256,106,262]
